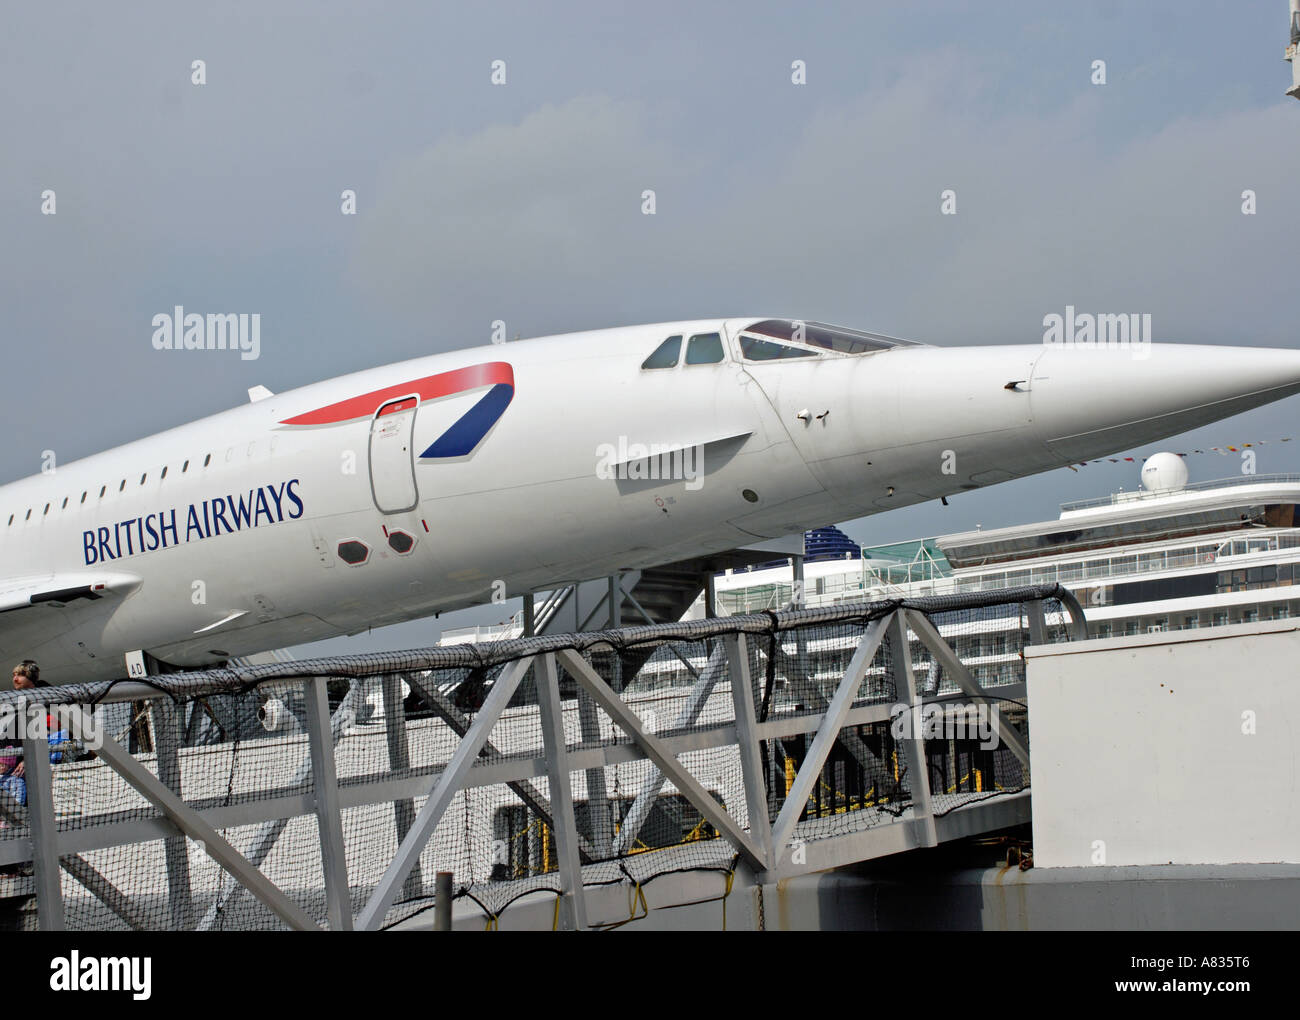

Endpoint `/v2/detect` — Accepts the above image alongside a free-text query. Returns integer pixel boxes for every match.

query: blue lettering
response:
[211,497,231,535]
[253,487,274,526]
[266,481,286,521]
[76,485,311,562]
[228,492,252,530]
[160,508,178,548]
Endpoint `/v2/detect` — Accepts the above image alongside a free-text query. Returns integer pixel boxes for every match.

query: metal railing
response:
[1059,473,1300,513]
[0,584,1084,931]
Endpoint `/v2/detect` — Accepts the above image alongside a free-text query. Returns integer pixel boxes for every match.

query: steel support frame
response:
[774,642,888,783]
[555,647,767,871]
[303,677,353,930]
[621,584,703,682]
[57,854,150,929]
[769,616,890,858]
[150,699,194,929]
[611,641,728,856]
[73,705,319,930]
[888,612,937,845]
[1,730,147,930]
[902,609,1031,767]
[22,727,63,930]
[355,655,536,931]
[2,678,1033,876]
[576,688,614,856]
[725,633,774,867]
[382,675,422,900]
[8,591,1057,929]
[197,679,361,929]
[403,672,598,862]
[535,653,588,930]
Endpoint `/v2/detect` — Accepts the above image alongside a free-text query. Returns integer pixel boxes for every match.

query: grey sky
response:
[2,2,1297,653]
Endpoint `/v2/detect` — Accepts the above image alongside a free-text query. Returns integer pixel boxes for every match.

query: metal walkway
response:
[0,584,1084,931]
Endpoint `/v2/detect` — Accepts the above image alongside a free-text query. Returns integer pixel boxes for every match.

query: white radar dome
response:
[1140,452,1189,492]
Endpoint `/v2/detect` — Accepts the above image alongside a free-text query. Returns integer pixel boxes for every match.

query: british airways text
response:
[82,479,303,565]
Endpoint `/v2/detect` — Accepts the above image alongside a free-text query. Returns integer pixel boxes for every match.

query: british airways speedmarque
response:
[5,316,1300,684]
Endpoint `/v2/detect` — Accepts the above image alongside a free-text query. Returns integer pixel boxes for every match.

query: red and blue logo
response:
[279,362,515,459]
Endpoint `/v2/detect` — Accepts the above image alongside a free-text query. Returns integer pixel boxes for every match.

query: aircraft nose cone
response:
[1030,343,1300,463]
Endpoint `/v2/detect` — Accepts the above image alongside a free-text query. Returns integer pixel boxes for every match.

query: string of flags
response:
[1067,437,1293,471]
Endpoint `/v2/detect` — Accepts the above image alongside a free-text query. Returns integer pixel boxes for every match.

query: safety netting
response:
[0,585,1076,930]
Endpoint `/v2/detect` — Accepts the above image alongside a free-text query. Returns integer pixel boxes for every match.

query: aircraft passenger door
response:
[369,396,419,513]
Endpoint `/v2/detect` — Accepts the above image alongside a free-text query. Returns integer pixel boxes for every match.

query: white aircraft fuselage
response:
[5,316,1300,684]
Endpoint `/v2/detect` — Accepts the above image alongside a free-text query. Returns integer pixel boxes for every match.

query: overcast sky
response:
[3,2,1298,653]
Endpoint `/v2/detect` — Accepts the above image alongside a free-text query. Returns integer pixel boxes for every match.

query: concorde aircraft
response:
[4,317,1300,685]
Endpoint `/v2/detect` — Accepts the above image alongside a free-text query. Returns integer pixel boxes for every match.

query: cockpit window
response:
[740,336,819,361]
[685,333,725,365]
[743,319,920,355]
[641,335,682,370]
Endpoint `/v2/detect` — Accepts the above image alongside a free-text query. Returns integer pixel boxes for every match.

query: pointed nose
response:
[1030,343,1300,463]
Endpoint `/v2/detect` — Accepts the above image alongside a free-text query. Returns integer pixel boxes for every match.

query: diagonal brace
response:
[902,609,1030,767]
[405,671,598,863]
[555,648,767,871]
[770,616,890,855]
[76,706,320,930]
[611,642,727,856]
[355,655,535,931]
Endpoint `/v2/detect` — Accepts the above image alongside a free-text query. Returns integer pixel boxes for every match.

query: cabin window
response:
[641,335,681,370]
[739,336,818,361]
[80,492,86,503]
[24,509,31,521]
[161,466,168,480]
[119,480,126,492]
[140,473,147,485]
[43,503,49,515]
[182,460,189,472]
[204,454,211,467]
[685,333,725,365]
[99,486,106,498]
[6,515,12,526]
[61,497,67,509]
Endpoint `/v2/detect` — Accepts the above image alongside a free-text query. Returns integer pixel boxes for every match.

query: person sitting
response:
[0,661,68,807]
